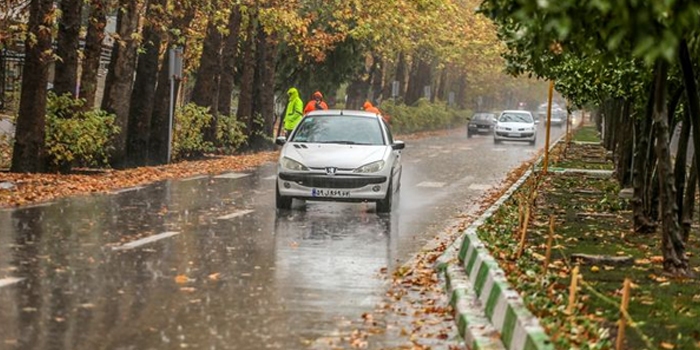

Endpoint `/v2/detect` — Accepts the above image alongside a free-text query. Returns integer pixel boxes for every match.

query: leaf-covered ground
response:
[476,125,700,349]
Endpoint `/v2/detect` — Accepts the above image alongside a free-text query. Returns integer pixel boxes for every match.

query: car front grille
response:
[278,173,387,189]
[495,132,535,138]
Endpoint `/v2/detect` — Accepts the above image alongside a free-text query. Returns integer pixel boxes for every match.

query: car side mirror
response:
[275,136,286,146]
[535,120,540,125]
[392,140,405,150]
[492,117,498,123]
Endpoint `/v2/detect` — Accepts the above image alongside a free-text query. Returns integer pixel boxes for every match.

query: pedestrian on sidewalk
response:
[283,87,304,136]
[303,91,329,114]
[363,100,391,124]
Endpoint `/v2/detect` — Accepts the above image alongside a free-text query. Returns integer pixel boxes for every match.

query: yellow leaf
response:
[208,273,220,281]
[590,266,600,272]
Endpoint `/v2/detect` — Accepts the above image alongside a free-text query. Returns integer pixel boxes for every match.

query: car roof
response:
[305,109,380,118]
[501,110,532,114]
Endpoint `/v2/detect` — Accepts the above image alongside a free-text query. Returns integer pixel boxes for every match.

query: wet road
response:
[0,123,565,350]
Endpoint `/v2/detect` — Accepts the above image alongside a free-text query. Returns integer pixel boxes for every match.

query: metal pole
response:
[543,80,554,173]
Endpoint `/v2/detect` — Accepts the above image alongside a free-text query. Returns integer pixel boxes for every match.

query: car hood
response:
[497,122,534,128]
[282,143,389,169]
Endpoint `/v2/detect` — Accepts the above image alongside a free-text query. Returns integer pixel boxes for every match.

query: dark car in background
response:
[467,112,497,138]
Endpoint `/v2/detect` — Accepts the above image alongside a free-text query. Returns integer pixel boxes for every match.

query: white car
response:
[275,110,404,212]
[493,110,538,145]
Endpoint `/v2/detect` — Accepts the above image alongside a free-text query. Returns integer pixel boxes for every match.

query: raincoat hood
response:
[312,91,323,99]
[287,87,299,99]
[363,101,373,110]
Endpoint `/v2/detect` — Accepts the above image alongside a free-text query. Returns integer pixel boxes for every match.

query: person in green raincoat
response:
[283,87,304,136]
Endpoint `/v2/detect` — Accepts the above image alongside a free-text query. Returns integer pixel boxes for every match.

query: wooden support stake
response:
[566,266,580,315]
[616,278,632,350]
[544,215,555,272]
[516,204,531,259]
[518,199,524,232]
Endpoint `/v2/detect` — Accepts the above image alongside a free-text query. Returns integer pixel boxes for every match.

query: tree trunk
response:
[79,0,107,108]
[369,55,383,104]
[616,99,634,187]
[346,77,369,110]
[651,59,688,275]
[456,73,467,109]
[53,0,82,97]
[679,39,700,200]
[395,52,407,101]
[101,0,141,168]
[10,0,54,173]
[248,26,276,151]
[190,20,223,143]
[236,19,256,145]
[681,162,697,243]
[217,6,242,117]
[674,108,691,222]
[633,87,656,233]
[125,0,166,167]
[381,59,394,101]
[405,57,431,105]
[436,67,449,103]
[148,6,195,165]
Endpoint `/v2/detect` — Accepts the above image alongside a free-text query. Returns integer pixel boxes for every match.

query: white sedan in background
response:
[493,110,538,145]
[275,110,404,213]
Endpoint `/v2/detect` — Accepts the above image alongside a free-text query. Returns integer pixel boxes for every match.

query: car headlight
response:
[354,160,385,173]
[280,157,309,171]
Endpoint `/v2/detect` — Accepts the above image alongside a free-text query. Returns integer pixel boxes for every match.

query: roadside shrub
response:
[216,114,248,154]
[379,99,470,134]
[173,103,214,160]
[45,92,119,171]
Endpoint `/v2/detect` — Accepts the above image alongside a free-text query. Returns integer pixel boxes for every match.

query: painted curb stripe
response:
[216,209,254,220]
[0,277,24,288]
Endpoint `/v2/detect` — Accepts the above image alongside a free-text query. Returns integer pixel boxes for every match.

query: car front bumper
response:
[468,125,493,133]
[494,131,536,141]
[277,172,389,201]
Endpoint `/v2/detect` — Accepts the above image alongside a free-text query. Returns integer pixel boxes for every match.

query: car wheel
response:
[467,131,472,138]
[276,182,292,210]
[529,139,536,145]
[493,138,500,144]
[376,180,393,213]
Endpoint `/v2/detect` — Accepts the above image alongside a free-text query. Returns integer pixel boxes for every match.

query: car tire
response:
[493,138,500,144]
[376,180,393,213]
[529,139,536,145]
[467,131,472,138]
[276,183,292,210]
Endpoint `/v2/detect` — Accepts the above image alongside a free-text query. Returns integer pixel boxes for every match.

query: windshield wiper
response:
[318,140,361,144]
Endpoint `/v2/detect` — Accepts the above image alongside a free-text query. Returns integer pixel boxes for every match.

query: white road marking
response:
[458,147,473,151]
[181,175,209,182]
[263,175,277,180]
[217,209,255,220]
[492,148,507,152]
[0,277,24,288]
[468,184,492,191]
[112,231,180,251]
[213,172,250,180]
[416,181,446,188]
[112,186,145,194]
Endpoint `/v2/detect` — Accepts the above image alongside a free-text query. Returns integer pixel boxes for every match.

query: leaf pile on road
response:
[0,152,278,208]
[475,137,700,349]
[308,158,536,349]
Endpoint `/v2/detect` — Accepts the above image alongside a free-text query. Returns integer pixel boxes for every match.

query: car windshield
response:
[499,113,533,123]
[290,115,385,145]
[472,113,494,121]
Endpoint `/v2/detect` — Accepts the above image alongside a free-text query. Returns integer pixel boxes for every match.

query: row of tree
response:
[2,0,546,173]
[480,0,700,275]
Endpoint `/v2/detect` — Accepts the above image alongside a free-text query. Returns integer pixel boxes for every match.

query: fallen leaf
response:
[660,342,675,349]
[180,287,196,293]
[590,266,600,273]
[208,273,220,281]
[175,275,189,284]
[650,256,664,263]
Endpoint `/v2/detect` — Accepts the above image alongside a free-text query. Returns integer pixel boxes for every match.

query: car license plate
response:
[508,133,520,137]
[312,188,351,198]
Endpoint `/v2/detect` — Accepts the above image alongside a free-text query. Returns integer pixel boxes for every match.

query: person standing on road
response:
[284,87,304,136]
[363,100,391,124]
[303,91,329,114]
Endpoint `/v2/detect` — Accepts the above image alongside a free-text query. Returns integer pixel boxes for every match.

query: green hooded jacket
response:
[284,88,304,132]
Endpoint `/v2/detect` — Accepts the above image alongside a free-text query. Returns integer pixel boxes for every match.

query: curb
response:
[438,134,571,350]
